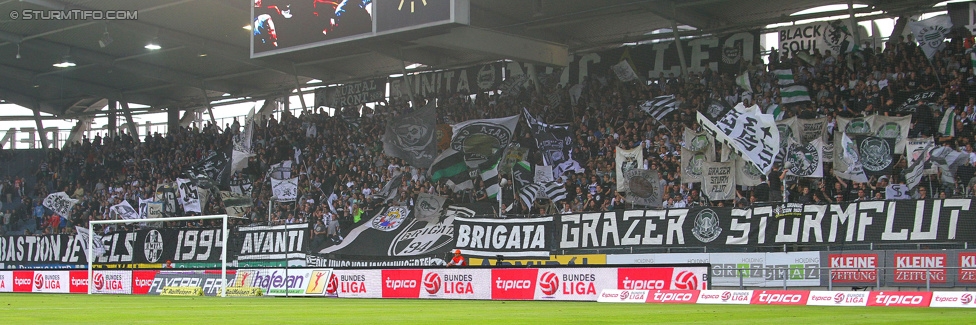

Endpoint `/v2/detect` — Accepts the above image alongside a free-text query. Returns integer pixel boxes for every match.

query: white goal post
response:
[87,214,240,297]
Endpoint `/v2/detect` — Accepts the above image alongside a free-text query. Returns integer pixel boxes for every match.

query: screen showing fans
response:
[251,0,469,58]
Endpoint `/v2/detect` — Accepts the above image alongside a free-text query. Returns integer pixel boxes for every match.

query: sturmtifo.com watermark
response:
[9,9,138,20]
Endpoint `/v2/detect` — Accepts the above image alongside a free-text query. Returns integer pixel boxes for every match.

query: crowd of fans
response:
[0,32,973,239]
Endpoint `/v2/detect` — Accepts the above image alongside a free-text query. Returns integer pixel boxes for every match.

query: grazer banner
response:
[608,252,821,287]
[390,62,503,99]
[554,200,976,250]
[453,216,553,258]
[563,31,760,85]
[313,78,387,108]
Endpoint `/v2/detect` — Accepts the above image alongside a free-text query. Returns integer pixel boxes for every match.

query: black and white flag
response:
[639,95,678,121]
[42,192,77,217]
[155,182,178,217]
[232,108,256,173]
[271,177,299,202]
[904,139,934,189]
[611,60,640,82]
[930,146,970,185]
[624,169,662,208]
[523,108,581,179]
[855,136,896,177]
[383,102,437,168]
[176,178,202,213]
[518,182,568,211]
[697,103,779,174]
[268,160,293,180]
[219,191,253,217]
[414,193,447,223]
[229,178,253,196]
[110,200,140,220]
[373,172,407,203]
[75,226,106,258]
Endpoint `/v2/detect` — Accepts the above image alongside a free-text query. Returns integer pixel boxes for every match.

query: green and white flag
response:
[773,69,794,86]
[766,104,784,121]
[908,15,952,59]
[834,133,868,183]
[780,85,811,104]
[939,109,956,136]
[971,52,976,76]
[429,115,519,191]
[735,72,752,91]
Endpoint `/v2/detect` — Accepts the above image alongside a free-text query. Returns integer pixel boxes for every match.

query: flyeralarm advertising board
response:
[806,291,869,306]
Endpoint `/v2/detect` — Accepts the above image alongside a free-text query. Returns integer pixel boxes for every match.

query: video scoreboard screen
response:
[251,0,470,58]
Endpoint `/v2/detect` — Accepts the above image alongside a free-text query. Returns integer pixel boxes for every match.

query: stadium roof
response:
[0,0,946,118]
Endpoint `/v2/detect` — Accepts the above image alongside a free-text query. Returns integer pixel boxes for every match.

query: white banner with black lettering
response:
[703,161,735,201]
[453,216,552,257]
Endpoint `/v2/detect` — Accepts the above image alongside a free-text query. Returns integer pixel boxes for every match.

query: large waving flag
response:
[429,115,519,191]
[383,101,437,167]
[639,95,679,121]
